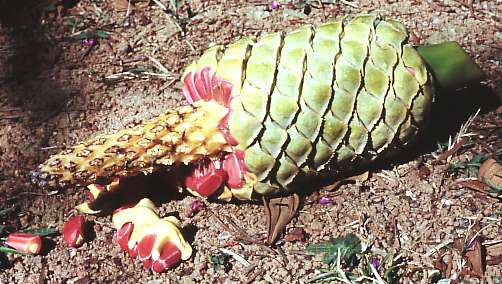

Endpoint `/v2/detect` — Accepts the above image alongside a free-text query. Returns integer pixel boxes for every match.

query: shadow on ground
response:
[0,0,80,122]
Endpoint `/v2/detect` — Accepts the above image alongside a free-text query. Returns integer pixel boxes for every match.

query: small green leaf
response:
[306,233,362,267]
[384,265,399,284]
[488,186,502,194]
[43,4,57,12]
[209,253,232,272]
[169,0,185,9]
[0,246,30,256]
[94,30,109,39]
[0,207,15,217]
[72,30,109,41]
[126,67,148,74]
[447,153,490,176]
[21,227,58,237]
[73,31,94,40]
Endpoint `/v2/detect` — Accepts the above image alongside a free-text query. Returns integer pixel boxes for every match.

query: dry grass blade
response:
[147,55,173,76]
[434,108,481,162]
[425,239,454,257]
[206,206,288,267]
[219,248,250,267]
[243,267,264,284]
[435,138,468,161]
[206,207,267,246]
[151,0,168,11]
[338,0,359,8]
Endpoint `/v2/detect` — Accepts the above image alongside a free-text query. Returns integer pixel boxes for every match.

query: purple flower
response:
[82,38,97,47]
[270,1,280,9]
[371,257,385,273]
[189,200,205,213]
[371,257,380,269]
[318,196,333,205]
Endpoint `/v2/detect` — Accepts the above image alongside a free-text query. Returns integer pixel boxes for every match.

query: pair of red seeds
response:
[4,216,84,254]
[116,222,181,273]
[184,150,246,197]
[182,67,248,197]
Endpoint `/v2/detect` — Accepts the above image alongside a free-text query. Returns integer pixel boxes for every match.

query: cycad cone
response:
[37,15,484,199]
[183,14,432,195]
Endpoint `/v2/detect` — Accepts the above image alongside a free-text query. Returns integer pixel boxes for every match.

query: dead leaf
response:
[486,254,502,266]
[454,224,485,278]
[263,194,300,245]
[114,0,133,12]
[478,158,502,189]
[457,180,491,193]
[284,227,306,242]
[435,138,467,162]
[464,237,484,277]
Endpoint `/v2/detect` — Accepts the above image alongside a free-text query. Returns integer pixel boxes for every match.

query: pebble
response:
[309,220,323,232]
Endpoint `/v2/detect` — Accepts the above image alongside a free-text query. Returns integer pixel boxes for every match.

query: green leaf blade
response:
[305,233,362,266]
[21,226,58,237]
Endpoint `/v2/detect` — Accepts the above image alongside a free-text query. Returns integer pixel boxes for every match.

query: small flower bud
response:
[82,38,97,47]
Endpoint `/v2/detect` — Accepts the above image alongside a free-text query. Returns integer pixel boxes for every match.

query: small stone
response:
[421,183,435,194]
[117,41,132,55]
[310,220,323,232]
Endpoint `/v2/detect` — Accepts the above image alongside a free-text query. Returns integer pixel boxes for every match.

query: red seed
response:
[151,242,182,273]
[197,169,227,196]
[62,215,86,248]
[223,151,246,189]
[137,234,157,261]
[5,232,42,254]
[142,258,153,269]
[218,111,238,146]
[128,243,138,258]
[116,222,134,251]
[185,164,227,197]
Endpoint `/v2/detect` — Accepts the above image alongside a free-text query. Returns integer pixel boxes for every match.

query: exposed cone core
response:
[33,101,231,188]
